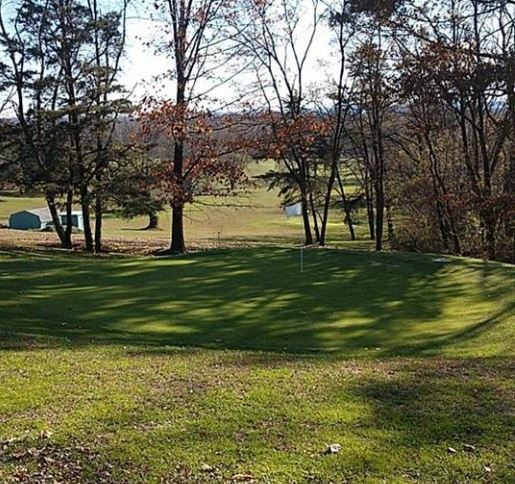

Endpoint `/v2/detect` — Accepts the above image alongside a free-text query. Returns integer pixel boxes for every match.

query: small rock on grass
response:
[447,447,457,454]
[200,463,214,472]
[463,444,476,452]
[325,443,342,454]
[232,474,256,482]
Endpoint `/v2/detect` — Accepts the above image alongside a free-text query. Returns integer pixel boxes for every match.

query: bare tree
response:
[87,0,130,252]
[236,0,322,245]
[394,0,515,259]
[317,0,357,245]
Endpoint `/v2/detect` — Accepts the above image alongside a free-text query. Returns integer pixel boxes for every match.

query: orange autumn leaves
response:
[133,99,329,206]
[264,112,329,161]
[135,101,250,205]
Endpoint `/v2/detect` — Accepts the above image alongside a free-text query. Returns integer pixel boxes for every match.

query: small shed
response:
[284,202,303,218]
[60,211,84,231]
[9,208,53,230]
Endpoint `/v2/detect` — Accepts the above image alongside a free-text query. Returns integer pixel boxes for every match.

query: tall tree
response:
[0,0,130,252]
[137,103,249,234]
[347,40,394,250]
[148,0,236,253]
[393,0,515,259]
[87,0,130,252]
[341,0,399,251]
[317,0,357,245]
[0,0,74,248]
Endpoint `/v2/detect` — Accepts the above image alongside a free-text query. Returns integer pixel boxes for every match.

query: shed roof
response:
[24,207,53,222]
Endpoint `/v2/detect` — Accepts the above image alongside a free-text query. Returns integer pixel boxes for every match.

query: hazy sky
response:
[0,0,336,109]
[122,1,335,107]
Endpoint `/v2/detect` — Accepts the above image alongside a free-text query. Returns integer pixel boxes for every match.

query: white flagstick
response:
[300,240,304,273]
[284,202,304,274]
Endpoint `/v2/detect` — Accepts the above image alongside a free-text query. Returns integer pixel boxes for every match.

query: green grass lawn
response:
[1,248,513,357]
[0,248,514,482]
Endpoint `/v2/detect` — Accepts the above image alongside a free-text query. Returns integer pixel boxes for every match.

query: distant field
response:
[0,248,513,482]
[0,188,303,252]
[0,162,369,253]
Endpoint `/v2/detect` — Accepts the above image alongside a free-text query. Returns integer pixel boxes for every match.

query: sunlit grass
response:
[0,192,513,481]
[0,161,369,251]
[1,248,513,356]
[0,346,513,483]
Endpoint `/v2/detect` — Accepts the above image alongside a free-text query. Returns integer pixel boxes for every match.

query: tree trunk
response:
[170,203,185,253]
[308,190,321,244]
[64,189,73,246]
[336,169,356,241]
[431,185,450,251]
[94,193,103,253]
[300,191,313,246]
[482,215,497,260]
[80,185,94,252]
[319,161,337,246]
[366,178,375,240]
[46,193,72,249]
[386,203,394,242]
[170,128,186,253]
[375,177,384,251]
[505,54,515,256]
[145,211,159,230]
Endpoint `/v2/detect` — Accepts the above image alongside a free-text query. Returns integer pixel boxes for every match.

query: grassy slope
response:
[0,248,513,356]
[0,248,514,483]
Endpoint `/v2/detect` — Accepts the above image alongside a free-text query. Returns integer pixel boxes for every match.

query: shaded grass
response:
[0,248,513,356]
[0,248,513,482]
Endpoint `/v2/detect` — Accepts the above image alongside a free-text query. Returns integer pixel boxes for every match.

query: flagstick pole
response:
[300,211,304,274]
[299,206,304,274]
[300,241,304,273]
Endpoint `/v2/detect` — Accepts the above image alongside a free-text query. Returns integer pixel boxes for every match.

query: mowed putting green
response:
[0,248,513,356]
[0,248,514,483]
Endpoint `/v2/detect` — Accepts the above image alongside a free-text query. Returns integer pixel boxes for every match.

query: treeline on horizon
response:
[0,0,513,262]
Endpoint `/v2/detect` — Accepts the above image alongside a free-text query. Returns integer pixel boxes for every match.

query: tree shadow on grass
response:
[342,358,514,481]
[379,300,515,357]
[0,248,513,358]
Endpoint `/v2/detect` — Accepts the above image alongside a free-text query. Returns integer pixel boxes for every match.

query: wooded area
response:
[0,0,513,262]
